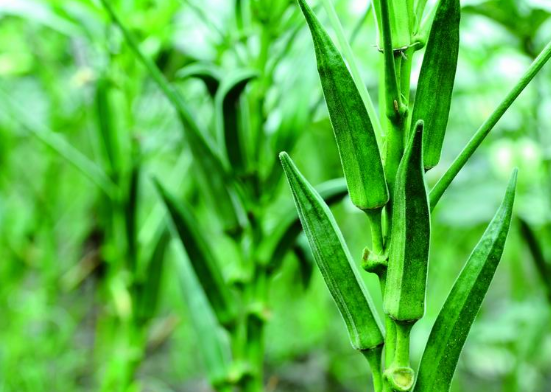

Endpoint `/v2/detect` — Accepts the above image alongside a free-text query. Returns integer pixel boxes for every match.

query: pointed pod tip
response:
[508,167,518,192]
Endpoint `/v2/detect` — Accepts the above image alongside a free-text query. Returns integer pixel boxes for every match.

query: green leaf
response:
[384,121,431,323]
[176,62,221,97]
[298,0,389,211]
[125,149,141,273]
[0,87,116,198]
[414,169,517,392]
[429,40,551,209]
[411,0,460,169]
[94,76,121,177]
[260,177,349,274]
[280,152,384,351]
[215,70,258,173]
[134,227,170,325]
[173,240,232,387]
[154,179,237,328]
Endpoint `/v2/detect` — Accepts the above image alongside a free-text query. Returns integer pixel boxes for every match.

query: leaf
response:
[173,240,232,386]
[0,87,116,197]
[414,169,517,392]
[384,122,431,323]
[429,40,551,209]
[411,0,460,169]
[215,70,258,173]
[94,76,121,177]
[154,179,237,328]
[176,62,221,97]
[518,218,551,302]
[260,177,349,274]
[280,152,384,351]
[134,227,170,325]
[298,0,388,211]
[125,150,141,273]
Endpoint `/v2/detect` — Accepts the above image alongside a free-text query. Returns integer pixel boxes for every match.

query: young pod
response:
[280,152,384,351]
[384,121,430,322]
[298,0,389,211]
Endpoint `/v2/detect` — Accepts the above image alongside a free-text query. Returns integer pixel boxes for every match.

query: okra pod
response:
[384,121,431,322]
[280,152,384,351]
[298,0,389,211]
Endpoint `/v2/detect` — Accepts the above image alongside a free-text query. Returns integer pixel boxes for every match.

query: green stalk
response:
[430,39,551,209]
[320,0,384,141]
[363,345,384,392]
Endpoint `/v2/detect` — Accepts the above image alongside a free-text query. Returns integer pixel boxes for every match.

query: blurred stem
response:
[320,0,384,142]
[430,39,551,209]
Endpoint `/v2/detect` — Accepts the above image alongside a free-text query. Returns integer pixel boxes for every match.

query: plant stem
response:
[320,0,384,142]
[393,322,413,368]
[430,39,551,209]
[378,0,402,118]
[366,208,385,255]
[363,345,384,392]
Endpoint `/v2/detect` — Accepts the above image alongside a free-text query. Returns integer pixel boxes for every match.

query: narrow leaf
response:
[134,227,170,325]
[154,179,237,328]
[173,241,232,386]
[384,121,431,323]
[280,152,384,351]
[414,169,517,392]
[411,0,460,169]
[215,70,258,172]
[298,0,389,211]
[0,87,116,197]
[94,76,121,177]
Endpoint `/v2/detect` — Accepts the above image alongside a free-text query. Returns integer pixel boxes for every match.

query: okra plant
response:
[280,0,551,391]
[99,1,354,391]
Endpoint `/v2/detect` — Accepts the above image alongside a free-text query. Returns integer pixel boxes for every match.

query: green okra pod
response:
[298,0,389,211]
[414,169,517,392]
[411,0,460,169]
[280,152,384,351]
[384,121,431,322]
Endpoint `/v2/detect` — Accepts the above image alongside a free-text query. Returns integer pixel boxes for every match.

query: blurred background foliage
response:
[0,0,551,391]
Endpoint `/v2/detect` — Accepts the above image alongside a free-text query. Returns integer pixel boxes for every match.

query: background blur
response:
[1,0,551,391]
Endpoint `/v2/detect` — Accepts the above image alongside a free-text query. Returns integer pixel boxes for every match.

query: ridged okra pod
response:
[280,152,384,352]
[298,0,389,211]
[384,121,430,322]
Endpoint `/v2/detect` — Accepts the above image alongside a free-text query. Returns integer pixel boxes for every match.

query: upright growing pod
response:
[384,121,430,323]
[298,0,389,211]
[411,0,460,169]
[279,152,384,352]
